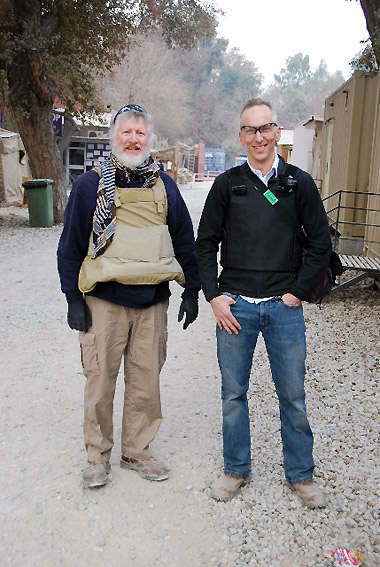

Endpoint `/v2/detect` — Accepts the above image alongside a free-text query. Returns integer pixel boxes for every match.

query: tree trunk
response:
[360,0,380,36]
[14,102,68,223]
[6,0,68,223]
[57,111,80,154]
[360,0,380,65]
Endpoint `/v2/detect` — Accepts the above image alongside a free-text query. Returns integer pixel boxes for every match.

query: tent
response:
[0,128,31,204]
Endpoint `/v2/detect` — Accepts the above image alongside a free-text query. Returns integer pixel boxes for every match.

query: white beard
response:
[112,144,151,170]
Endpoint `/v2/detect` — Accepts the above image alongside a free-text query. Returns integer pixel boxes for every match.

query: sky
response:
[213,0,369,86]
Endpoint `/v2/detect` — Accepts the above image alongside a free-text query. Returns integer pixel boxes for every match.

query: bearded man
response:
[58,104,200,488]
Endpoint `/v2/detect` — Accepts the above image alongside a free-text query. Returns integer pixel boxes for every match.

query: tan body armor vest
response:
[78,177,185,293]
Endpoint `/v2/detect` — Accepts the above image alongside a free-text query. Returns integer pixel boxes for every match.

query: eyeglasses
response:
[113,104,147,123]
[240,123,278,136]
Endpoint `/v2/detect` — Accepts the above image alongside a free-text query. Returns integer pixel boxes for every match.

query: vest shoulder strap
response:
[152,177,166,214]
[226,165,247,194]
[284,162,300,178]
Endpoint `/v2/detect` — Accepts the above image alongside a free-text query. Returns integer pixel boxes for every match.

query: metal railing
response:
[322,190,380,293]
[322,190,380,253]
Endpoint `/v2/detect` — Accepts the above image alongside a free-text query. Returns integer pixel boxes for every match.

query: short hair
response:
[109,107,154,140]
[240,98,278,124]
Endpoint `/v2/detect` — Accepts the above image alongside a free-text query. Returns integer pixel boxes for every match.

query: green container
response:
[23,179,54,227]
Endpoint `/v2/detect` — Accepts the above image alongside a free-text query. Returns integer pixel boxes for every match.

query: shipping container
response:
[204,147,226,173]
[234,155,247,167]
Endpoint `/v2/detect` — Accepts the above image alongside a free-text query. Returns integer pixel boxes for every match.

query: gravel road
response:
[0,183,379,567]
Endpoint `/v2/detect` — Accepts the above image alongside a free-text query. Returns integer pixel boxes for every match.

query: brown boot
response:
[82,461,111,488]
[210,474,249,501]
[120,455,169,481]
[288,480,327,508]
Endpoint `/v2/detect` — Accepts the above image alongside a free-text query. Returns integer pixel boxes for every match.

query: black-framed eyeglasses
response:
[113,104,147,123]
[240,123,278,135]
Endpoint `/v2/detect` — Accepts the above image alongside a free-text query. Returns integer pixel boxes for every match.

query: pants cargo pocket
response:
[79,332,100,375]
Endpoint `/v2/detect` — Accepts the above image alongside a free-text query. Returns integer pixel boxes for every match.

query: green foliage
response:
[0,0,217,220]
[350,39,379,72]
[147,0,218,49]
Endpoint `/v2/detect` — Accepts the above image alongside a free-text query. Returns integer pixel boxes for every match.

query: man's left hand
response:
[178,298,199,330]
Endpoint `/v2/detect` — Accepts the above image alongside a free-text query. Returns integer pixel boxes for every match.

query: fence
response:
[191,171,221,187]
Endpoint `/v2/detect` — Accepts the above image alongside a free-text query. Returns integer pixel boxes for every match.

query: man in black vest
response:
[196,98,331,507]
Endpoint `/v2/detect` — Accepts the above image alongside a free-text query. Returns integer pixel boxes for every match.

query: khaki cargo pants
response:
[79,296,168,463]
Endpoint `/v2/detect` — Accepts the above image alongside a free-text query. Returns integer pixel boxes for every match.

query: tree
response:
[178,40,262,152]
[267,53,313,128]
[216,48,262,106]
[304,62,345,115]
[264,55,344,128]
[0,0,216,221]
[96,32,262,164]
[274,53,311,88]
[96,32,195,145]
[97,33,261,158]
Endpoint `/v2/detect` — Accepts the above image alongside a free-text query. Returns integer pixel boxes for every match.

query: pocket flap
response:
[79,332,96,346]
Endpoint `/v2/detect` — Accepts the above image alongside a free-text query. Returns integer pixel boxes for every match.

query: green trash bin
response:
[22,179,54,227]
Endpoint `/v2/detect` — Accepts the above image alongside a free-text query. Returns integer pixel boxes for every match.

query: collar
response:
[247,154,279,186]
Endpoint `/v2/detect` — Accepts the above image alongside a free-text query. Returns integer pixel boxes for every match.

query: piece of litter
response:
[324,548,363,566]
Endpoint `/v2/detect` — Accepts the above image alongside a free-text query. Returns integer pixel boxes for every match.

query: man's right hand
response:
[67,298,92,332]
[281,293,301,307]
[210,295,242,335]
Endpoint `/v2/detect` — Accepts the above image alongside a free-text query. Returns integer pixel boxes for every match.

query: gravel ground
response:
[0,184,379,567]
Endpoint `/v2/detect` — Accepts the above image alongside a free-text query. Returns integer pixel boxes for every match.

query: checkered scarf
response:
[92,153,161,258]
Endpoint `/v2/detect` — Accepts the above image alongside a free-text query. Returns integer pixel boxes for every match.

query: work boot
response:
[210,474,249,501]
[288,480,327,508]
[120,455,169,481]
[82,461,111,488]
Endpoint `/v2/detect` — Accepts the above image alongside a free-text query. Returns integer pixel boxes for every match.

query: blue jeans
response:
[216,295,314,484]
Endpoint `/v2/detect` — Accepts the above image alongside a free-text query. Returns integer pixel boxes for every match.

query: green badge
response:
[263,189,278,205]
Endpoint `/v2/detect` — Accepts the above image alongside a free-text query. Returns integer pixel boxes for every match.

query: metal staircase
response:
[323,190,380,296]
[330,254,380,295]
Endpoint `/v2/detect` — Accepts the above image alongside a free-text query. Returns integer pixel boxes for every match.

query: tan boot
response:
[82,461,111,488]
[210,474,248,501]
[120,454,169,481]
[288,480,327,508]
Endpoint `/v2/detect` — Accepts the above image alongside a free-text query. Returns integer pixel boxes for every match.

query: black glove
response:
[67,298,92,332]
[177,298,198,330]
